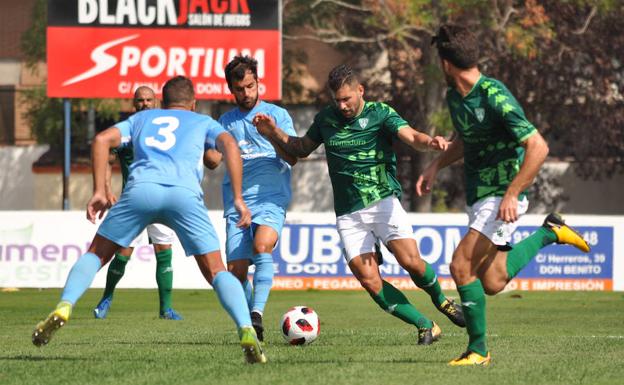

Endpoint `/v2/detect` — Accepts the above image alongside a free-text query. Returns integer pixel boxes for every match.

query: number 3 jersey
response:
[305,101,408,217]
[115,109,226,196]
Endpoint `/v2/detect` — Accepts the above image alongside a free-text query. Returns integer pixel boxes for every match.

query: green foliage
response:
[2,289,624,385]
[20,0,47,70]
[20,85,121,156]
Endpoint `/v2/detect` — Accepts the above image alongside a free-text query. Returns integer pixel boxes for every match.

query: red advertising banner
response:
[46,0,281,99]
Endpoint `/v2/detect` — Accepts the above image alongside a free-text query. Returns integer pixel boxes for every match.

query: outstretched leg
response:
[33,234,120,346]
[349,253,440,345]
[389,238,466,327]
[195,251,266,364]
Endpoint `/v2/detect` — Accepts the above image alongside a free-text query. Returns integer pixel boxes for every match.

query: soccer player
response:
[255,64,466,345]
[418,24,590,365]
[93,86,182,321]
[206,56,297,341]
[32,76,267,364]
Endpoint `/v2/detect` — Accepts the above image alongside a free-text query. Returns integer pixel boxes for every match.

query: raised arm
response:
[253,113,320,159]
[215,131,251,228]
[397,126,448,152]
[88,127,122,223]
[497,131,549,222]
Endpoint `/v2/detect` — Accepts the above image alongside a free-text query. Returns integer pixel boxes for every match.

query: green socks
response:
[371,280,433,329]
[506,227,558,279]
[102,253,130,299]
[155,249,174,312]
[410,263,446,308]
[457,279,487,356]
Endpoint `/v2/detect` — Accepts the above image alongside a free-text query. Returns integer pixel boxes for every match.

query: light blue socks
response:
[212,271,252,328]
[251,253,274,314]
[60,252,102,305]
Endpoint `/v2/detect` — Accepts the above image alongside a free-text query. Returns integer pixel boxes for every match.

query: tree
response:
[282,0,623,211]
[20,0,121,165]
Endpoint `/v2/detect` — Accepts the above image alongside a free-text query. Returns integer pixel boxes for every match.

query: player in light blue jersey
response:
[206,56,297,341]
[32,76,267,364]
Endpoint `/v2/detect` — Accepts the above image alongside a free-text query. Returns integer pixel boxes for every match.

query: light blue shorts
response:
[225,203,286,262]
[97,183,220,256]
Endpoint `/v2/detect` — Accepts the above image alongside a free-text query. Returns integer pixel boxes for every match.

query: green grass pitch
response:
[1,289,623,385]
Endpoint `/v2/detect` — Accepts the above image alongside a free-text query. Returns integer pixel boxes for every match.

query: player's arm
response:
[397,126,448,152]
[416,136,464,196]
[203,149,222,170]
[89,127,122,222]
[498,131,549,222]
[215,131,251,228]
[105,151,118,205]
[270,136,298,166]
[253,113,320,159]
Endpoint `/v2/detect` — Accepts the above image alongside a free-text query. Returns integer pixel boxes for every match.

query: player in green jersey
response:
[93,86,183,321]
[418,24,590,365]
[255,64,466,345]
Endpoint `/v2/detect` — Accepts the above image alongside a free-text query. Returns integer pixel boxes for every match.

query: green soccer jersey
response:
[447,75,537,206]
[305,101,408,216]
[114,146,133,190]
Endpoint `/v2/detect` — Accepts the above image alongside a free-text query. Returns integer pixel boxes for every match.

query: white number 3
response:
[145,117,179,151]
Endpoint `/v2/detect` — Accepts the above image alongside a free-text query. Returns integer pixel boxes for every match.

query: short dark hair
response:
[162,76,194,107]
[431,24,479,69]
[224,56,258,88]
[327,64,359,92]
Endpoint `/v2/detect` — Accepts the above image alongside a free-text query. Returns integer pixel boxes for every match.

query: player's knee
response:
[358,276,382,294]
[482,280,505,296]
[450,256,471,283]
[252,242,273,255]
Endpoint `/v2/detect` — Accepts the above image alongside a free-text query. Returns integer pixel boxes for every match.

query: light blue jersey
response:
[98,108,226,255]
[219,101,296,216]
[116,109,225,196]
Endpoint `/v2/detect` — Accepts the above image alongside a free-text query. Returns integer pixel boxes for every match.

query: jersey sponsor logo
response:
[358,118,369,129]
[475,107,485,122]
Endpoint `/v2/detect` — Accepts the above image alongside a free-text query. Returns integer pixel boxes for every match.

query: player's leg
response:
[93,245,133,319]
[348,252,440,345]
[504,212,589,282]
[448,229,500,366]
[371,196,465,327]
[33,235,121,346]
[387,238,465,328]
[148,224,182,320]
[225,216,254,309]
[250,224,279,342]
[448,196,511,366]
[338,211,439,345]
[33,185,153,346]
[167,186,265,363]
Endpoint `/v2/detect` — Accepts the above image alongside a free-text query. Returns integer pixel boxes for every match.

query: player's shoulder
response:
[478,75,513,96]
[368,101,396,113]
[219,106,239,121]
[314,104,338,121]
[260,101,291,118]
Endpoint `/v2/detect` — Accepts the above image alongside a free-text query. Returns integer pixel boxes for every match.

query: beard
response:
[237,94,258,110]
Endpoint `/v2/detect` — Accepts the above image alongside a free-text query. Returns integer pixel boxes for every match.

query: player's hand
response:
[429,136,448,151]
[497,194,519,223]
[252,113,277,137]
[233,198,252,228]
[416,164,438,196]
[87,191,109,224]
[105,191,118,207]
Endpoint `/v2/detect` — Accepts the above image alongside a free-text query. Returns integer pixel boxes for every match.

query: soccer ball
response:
[280,306,320,345]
